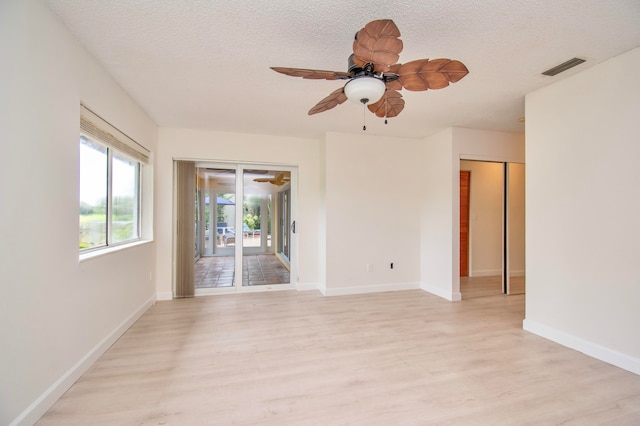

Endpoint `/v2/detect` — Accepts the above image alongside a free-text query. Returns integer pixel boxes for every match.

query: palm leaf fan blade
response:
[271,67,349,80]
[368,90,404,118]
[308,87,348,115]
[397,59,469,91]
[352,19,403,69]
[440,60,469,83]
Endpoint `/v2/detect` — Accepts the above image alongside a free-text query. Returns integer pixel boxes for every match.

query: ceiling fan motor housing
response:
[347,53,360,74]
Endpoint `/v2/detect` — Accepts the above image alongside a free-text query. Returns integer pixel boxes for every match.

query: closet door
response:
[506,163,526,295]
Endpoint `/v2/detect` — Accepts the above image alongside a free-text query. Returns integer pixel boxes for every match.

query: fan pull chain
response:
[362,102,367,131]
[385,100,388,125]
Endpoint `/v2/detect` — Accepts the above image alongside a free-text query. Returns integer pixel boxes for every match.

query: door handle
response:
[291,220,296,234]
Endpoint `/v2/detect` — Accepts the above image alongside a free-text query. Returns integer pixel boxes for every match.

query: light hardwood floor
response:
[460,275,526,299]
[38,291,640,425]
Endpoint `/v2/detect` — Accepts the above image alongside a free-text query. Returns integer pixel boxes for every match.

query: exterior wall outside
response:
[524,47,640,373]
[0,1,158,425]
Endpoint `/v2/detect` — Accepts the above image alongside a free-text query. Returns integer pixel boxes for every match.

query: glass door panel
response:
[215,191,236,256]
[242,169,291,287]
[194,167,236,290]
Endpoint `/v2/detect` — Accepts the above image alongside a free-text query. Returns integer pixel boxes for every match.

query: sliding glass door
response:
[241,169,292,288]
[189,163,295,294]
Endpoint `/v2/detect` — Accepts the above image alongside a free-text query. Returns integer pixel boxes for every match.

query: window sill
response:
[79,239,153,263]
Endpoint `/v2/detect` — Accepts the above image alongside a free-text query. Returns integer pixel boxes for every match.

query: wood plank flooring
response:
[461,275,526,299]
[38,291,640,425]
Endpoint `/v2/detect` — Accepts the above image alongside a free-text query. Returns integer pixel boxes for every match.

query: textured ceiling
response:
[47,0,640,139]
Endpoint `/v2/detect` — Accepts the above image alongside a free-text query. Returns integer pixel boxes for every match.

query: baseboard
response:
[420,283,462,301]
[10,294,156,426]
[323,281,419,297]
[523,319,640,376]
[156,291,173,301]
[170,285,319,296]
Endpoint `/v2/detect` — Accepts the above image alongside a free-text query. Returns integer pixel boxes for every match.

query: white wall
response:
[318,137,328,293]
[0,2,158,425]
[419,128,456,299]
[460,160,503,277]
[324,132,422,295]
[155,128,323,296]
[524,47,640,374]
[420,128,524,300]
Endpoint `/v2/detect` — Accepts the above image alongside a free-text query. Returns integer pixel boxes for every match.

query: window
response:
[79,105,148,252]
[111,152,140,243]
[79,136,108,248]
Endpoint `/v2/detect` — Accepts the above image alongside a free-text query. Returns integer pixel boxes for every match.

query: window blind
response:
[80,104,150,163]
[175,160,196,298]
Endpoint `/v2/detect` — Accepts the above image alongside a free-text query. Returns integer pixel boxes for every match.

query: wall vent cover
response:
[542,57,586,76]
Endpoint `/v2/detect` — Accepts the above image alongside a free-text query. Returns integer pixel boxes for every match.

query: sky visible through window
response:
[80,136,136,206]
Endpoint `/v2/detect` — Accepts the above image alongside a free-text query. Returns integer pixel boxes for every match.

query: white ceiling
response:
[47,0,640,139]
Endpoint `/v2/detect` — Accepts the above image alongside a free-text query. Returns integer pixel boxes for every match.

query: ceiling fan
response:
[271,19,469,122]
[253,172,290,186]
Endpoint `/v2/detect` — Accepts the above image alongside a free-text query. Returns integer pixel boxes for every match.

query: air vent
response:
[542,57,586,76]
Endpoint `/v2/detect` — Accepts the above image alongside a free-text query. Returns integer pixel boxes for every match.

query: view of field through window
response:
[79,136,140,250]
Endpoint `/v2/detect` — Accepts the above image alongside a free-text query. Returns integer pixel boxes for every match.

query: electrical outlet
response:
[366,263,373,272]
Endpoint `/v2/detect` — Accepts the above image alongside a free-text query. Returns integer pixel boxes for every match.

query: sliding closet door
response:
[506,163,526,294]
[459,160,504,299]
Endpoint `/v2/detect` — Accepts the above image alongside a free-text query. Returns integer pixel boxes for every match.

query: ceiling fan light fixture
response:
[344,76,385,105]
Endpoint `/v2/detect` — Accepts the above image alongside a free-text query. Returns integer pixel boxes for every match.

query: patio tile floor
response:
[195,254,289,288]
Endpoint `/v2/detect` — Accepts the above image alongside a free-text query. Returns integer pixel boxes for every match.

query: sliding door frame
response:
[173,159,298,296]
